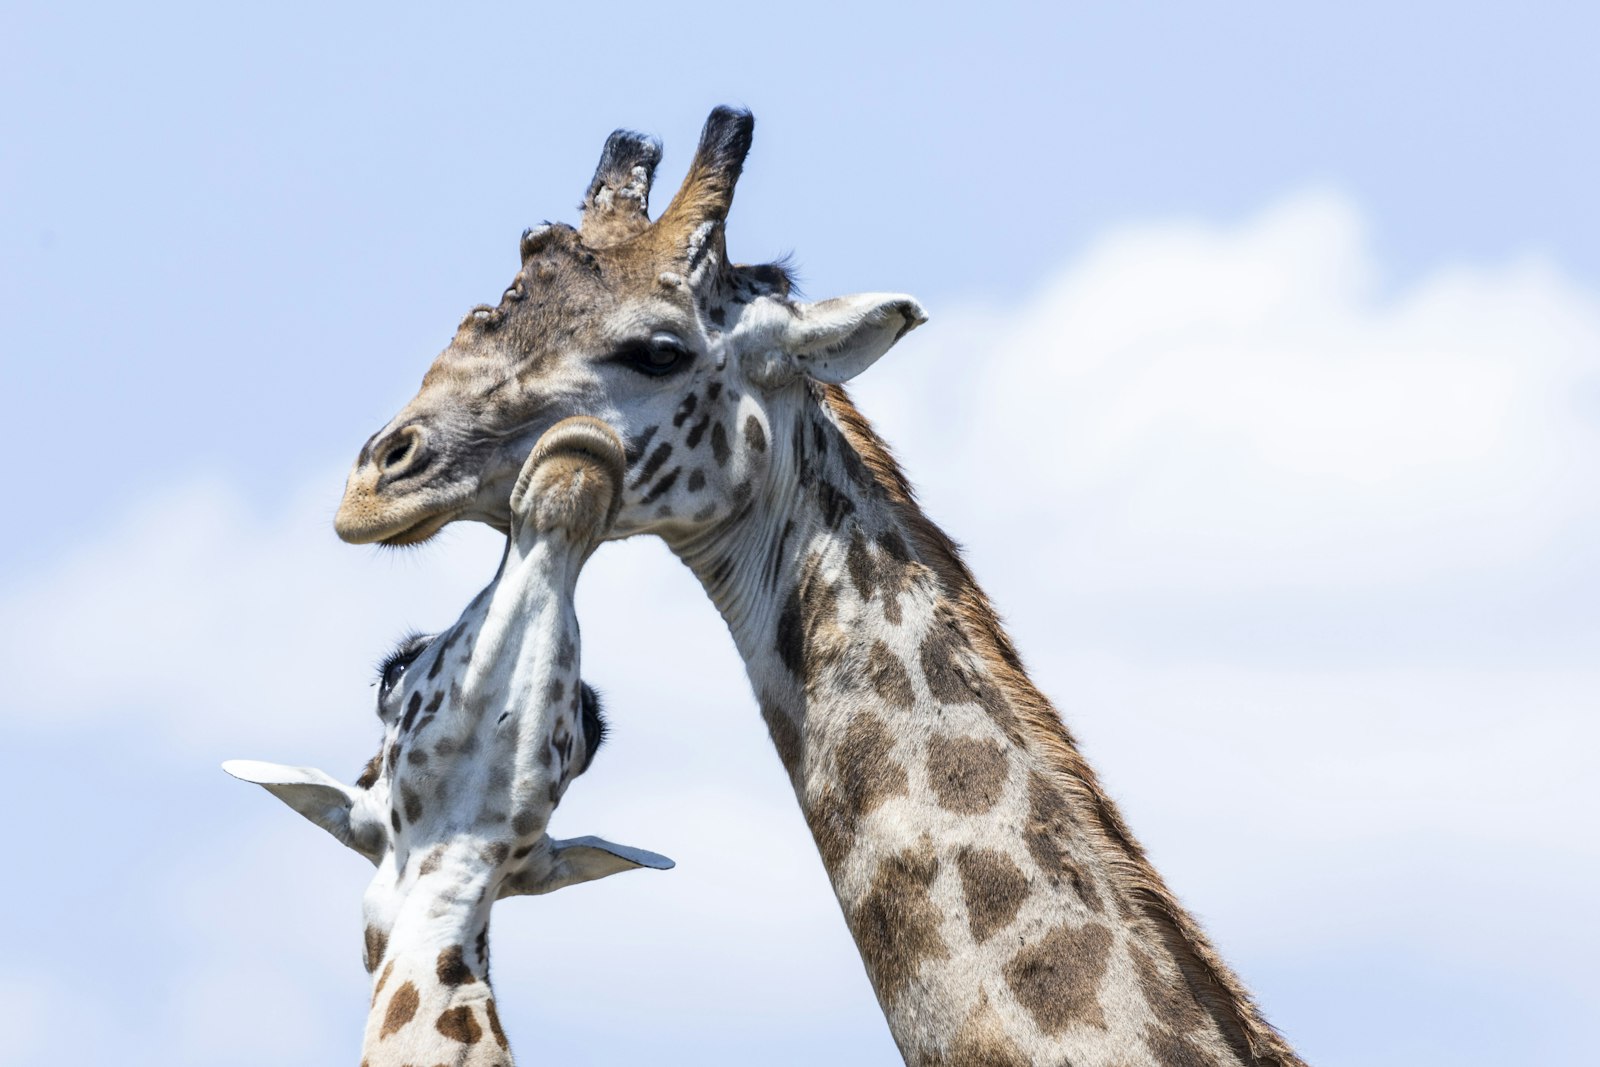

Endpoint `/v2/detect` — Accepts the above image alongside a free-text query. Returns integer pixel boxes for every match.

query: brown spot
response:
[744,414,767,452]
[687,468,706,492]
[803,782,853,870]
[1143,1024,1207,1067]
[836,713,909,818]
[402,785,423,824]
[760,698,803,779]
[435,1005,483,1045]
[710,420,731,466]
[845,531,877,601]
[418,845,445,876]
[485,998,509,1049]
[853,839,949,1005]
[363,925,387,972]
[555,632,575,669]
[920,623,975,704]
[379,980,419,1038]
[955,848,1029,942]
[865,641,915,709]
[371,959,395,1006]
[512,809,540,836]
[436,945,478,986]
[926,734,1009,814]
[938,994,1030,1067]
[544,678,565,705]
[402,691,423,732]
[1004,922,1113,1033]
[425,689,445,714]
[1131,946,1205,1033]
[356,751,382,789]
[1024,773,1105,914]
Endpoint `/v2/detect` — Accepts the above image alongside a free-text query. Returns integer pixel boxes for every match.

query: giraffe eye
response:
[376,633,432,705]
[618,334,691,377]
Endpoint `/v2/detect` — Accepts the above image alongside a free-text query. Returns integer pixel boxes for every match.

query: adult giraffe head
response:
[334,106,925,548]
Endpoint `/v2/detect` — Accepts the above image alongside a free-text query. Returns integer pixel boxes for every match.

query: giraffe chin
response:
[372,505,467,547]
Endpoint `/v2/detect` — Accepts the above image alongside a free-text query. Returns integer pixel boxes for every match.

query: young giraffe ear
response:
[222,760,387,864]
[505,835,675,897]
[781,293,928,384]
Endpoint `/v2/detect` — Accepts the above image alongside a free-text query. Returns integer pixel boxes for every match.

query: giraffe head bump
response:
[334,106,926,549]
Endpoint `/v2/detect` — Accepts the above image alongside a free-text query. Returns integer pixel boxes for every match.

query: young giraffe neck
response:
[671,384,1303,1067]
[362,852,512,1066]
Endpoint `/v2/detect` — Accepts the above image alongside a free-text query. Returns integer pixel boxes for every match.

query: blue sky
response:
[2,4,1596,1064]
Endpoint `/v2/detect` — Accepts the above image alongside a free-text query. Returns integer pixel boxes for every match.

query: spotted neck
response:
[361,848,512,1067]
[670,385,1303,1067]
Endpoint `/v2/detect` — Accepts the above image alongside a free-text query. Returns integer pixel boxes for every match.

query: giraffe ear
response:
[778,294,928,385]
[222,760,387,864]
[505,834,675,897]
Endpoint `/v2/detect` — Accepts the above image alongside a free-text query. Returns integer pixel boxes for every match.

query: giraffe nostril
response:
[383,440,412,469]
[375,426,430,479]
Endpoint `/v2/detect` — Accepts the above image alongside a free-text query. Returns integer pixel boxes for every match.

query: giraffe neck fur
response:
[674,385,1303,1067]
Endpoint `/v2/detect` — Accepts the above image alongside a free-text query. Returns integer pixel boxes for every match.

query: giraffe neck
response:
[671,384,1302,1067]
[362,860,514,1067]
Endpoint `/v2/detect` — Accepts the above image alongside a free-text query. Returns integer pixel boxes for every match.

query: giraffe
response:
[333,108,1307,1067]
[229,417,672,1066]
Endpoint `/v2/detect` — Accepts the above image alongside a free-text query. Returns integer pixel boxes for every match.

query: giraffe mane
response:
[820,382,1305,1067]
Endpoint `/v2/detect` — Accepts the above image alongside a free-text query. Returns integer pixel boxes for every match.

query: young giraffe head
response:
[334,106,925,551]
[228,417,672,1066]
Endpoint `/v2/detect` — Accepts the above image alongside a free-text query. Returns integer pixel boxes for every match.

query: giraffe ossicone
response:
[334,108,1307,1066]
[227,416,671,1067]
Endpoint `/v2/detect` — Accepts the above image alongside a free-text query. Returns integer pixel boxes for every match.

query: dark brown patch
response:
[1131,946,1206,1033]
[845,531,878,602]
[379,980,419,1038]
[544,678,566,705]
[685,414,710,449]
[687,468,706,492]
[744,413,767,452]
[356,751,382,789]
[435,1005,484,1045]
[803,782,853,871]
[631,441,672,488]
[426,689,445,714]
[710,420,731,466]
[926,734,1009,814]
[865,641,915,709]
[837,713,908,818]
[1024,773,1105,914]
[1144,1023,1209,1067]
[372,959,395,1006]
[852,839,949,1006]
[955,848,1028,942]
[512,809,539,836]
[418,845,445,876]
[485,999,509,1049]
[937,995,1031,1067]
[401,691,423,732]
[363,924,387,972]
[1003,922,1113,1033]
[436,945,478,986]
[402,785,423,824]
[672,391,698,427]
[920,621,975,705]
[760,698,803,779]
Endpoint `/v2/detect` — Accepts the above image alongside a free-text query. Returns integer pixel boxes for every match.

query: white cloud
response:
[3,189,1597,1063]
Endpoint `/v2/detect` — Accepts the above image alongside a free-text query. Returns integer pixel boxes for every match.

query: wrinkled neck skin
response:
[358,524,590,1067]
[665,384,1300,1067]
